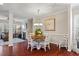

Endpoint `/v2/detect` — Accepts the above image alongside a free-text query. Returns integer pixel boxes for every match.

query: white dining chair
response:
[45,33,50,49]
[27,34,33,49]
[40,33,51,52]
[30,41,38,51]
[45,35,50,50]
[58,35,68,50]
[27,34,38,51]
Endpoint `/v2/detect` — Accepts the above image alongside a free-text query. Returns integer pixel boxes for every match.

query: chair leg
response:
[27,44,29,49]
[48,44,50,50]
[59,45,61,50]
[44,48,46,52]
[31,47,33,52]
[44,46,46,52]
[66,47,68,50]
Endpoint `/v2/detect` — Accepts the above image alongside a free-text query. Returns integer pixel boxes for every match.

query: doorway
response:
[73,15,79,53]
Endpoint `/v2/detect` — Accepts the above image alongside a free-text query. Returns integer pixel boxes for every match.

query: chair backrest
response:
[44,33,50,44]
[27,34,33,43]
[52,34,68,45]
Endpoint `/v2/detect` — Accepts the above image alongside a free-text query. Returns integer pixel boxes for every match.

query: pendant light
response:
[34,9,43,26]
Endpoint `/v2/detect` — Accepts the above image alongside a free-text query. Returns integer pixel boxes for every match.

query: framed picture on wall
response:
[44,16,55,31]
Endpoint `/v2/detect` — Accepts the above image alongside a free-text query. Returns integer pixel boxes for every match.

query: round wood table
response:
[31,35,46,50]
[31,35,45,42]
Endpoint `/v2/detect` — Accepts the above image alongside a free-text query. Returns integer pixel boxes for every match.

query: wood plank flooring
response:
[0,40,79,56]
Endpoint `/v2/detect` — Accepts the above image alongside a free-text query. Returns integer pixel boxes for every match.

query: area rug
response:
[0,38,25,46]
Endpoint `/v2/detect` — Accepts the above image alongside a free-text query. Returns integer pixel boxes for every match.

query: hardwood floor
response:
[0,40,79,56]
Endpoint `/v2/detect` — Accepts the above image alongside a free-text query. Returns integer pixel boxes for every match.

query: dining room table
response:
[31,35,46,50]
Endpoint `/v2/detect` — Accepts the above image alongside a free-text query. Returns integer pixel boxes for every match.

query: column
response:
[25,23,28,39]
[21,24,23,39]
[1,23,4,32]
[68,4,73,51]
[8,11,14,46]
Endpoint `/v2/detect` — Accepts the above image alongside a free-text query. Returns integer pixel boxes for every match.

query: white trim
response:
[41,8,67,18]
[67,4,73,52]
[50,34,68,45]
[75,49,79,53]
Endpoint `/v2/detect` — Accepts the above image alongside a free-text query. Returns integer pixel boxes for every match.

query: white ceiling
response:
[0,3,68,19]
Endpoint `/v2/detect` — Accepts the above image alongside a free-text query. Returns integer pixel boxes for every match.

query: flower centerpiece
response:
[35,28,43,36]
[33,28,45,41]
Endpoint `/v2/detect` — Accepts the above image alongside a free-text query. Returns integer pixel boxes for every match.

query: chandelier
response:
[34,9,43,26]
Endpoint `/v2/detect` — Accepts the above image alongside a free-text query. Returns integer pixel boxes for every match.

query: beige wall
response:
[38,10,68,34]
[33,10,68,34]
[52,11,68,34]
[33,10,68,43]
